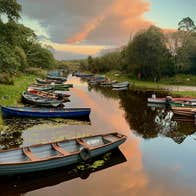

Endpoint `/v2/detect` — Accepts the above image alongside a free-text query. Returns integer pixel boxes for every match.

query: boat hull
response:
[0,139,125,175]
[1,107,91,118]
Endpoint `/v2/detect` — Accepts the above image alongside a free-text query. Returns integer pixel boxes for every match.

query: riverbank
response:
[0,74,37,106]
[105,71,196,97]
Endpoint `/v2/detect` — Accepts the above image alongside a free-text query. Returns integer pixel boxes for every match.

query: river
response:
[0,75,196,196]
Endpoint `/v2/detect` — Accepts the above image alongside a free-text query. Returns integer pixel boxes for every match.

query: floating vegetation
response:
[77,152,112,172]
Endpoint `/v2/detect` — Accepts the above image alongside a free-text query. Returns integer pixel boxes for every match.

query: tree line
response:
[81,17,196,81]
[0,0,57,83]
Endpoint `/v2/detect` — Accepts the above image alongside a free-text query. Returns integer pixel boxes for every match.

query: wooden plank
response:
[23,147,40,161]
[51,143,70,156]
[76,138,92,149]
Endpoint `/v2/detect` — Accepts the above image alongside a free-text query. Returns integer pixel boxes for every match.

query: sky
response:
[18,0,196,60]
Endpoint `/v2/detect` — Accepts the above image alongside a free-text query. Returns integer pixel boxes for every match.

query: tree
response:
[178,17,196,32]
[0,45,21,72]
[26,43,55,68]
[126,26,175,81]
[176,17,196,73]
[0,0,21,22]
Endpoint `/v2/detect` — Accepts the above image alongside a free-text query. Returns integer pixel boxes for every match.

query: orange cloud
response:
[67,0,152,44]
[67,15,105,44]
[42,39,108,55]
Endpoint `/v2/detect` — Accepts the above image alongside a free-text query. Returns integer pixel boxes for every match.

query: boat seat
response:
[76,138,92,149]
[23,147,40,161]
[51,143,70,156]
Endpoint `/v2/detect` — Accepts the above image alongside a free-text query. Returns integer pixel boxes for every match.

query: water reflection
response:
[0,117,91,150]
[1,75,196,196]
[119,90,196,143]
[0,149,126,196]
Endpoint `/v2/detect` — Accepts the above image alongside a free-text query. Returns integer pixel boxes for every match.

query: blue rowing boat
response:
[1,106,91,119]
[0,132,126,176]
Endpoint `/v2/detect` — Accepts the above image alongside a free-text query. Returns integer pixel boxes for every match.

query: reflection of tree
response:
[119,90,196,143]
[88,85,119,99]
[163,120,195,144]
[119,90,159,138]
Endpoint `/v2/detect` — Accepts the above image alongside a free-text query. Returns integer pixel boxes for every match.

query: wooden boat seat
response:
[23,147,40,161]
[76,138,92,149]
[51,143,70,156]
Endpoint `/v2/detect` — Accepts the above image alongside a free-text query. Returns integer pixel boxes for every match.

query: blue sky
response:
[146,0,196,28]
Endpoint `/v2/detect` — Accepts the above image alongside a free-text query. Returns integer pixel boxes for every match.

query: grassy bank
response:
[105,71,196,97]
[0,74,36,106]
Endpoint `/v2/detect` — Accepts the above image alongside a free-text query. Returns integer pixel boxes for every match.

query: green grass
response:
[160,74,196,86]
[106,71,196,97]
[106,71,165,89]
[172,91,196,97]
[0,74,36,106]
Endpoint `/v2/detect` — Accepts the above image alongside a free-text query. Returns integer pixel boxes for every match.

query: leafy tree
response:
[0,45,21,72]
[26,43,55,68]
[126,26,174,81]
[0,0,21,22]
[176,18,196,73]
[178,17,196,32]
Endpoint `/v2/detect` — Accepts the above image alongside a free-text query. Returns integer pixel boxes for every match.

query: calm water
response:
[0,75,196,196]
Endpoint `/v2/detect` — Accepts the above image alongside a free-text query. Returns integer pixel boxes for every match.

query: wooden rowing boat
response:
[28,89,70,99]
[1,106,91,118]
[22,92,65,107]
[36,78,63,85]
[170,101,196,108]
[172,107,196,117]
[29,84,70,91]
[112,81,129,88]
[46,75,67,81]
[0,149,126,194]
[0,132,126,176]
[148,97,196,104]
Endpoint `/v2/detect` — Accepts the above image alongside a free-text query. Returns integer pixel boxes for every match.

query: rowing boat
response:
[112,82,129,88]
[36,78,63,85]
[28,89,70,99]
[148,97,196,104]
[46,75,67,81]
[112,87,128,91]
[172,107,196,117]
[1,106,91,118]
[0,132,126,175]
[22,92,65,107]
[170,101,196,108]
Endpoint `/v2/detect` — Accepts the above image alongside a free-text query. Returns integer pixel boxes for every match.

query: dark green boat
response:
[170,101,196,108]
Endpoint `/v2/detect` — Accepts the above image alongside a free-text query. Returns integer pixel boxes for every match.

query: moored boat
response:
[148,96,196,104]
[1,106,91,118]
[0,132,126,176]
[28,89,70,98]
[46,75,67,82]
[100,80,117,87]
[29,84,71,91]
[36,78,63,85]
[172,107,196,117]
[28,86,53,91]
[22,92,65,107]
[112,87,128,91]
[112,81,129,88]
[170,101,196,108]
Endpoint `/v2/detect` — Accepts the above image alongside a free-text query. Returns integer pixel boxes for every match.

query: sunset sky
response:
[18,0,196,60]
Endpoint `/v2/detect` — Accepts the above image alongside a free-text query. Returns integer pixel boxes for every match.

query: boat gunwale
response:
[0,132,126,166]
[1,106,91,113]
